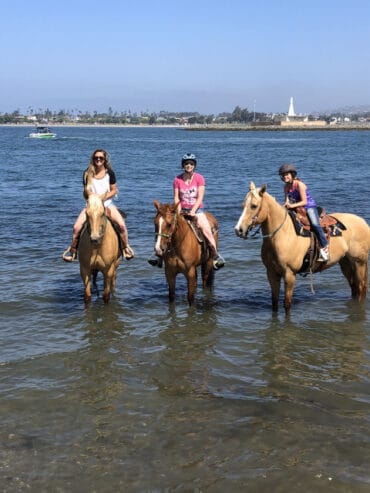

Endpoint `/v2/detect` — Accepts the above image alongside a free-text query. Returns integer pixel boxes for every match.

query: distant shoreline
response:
[2,122,370,131]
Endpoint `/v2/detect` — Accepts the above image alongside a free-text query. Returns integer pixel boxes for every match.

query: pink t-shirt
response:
[173,172,205,209]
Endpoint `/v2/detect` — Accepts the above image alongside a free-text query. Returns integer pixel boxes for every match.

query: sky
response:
[1,0,370,115]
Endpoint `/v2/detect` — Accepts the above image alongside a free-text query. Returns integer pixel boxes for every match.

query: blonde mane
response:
[87,194,104,213]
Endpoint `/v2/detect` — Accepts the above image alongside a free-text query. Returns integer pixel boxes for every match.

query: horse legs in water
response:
[339,256,368,301]
[186,266,198,305]
[102,264,118,303]
[266,269,281,312]
[165,265,198,305]
[165,268,177,303]
[81,269,92,305]
[266,267,296,313]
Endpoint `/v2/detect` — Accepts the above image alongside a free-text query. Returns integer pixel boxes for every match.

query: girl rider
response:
[279,163,329,262]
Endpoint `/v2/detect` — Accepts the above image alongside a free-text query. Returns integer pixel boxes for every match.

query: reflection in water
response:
[152,306,218,397]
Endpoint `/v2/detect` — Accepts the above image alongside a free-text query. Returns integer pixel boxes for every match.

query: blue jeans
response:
[306,207,328,248]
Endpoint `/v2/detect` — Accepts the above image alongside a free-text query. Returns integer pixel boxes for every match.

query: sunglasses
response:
[94,156,105,162]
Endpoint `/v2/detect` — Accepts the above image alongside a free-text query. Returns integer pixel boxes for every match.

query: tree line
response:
[0,106,369,125]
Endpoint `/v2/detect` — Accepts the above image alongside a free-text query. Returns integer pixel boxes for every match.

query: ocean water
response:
[0,126,370,492]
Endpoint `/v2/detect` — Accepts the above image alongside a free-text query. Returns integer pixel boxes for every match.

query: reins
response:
[260,209,288,239]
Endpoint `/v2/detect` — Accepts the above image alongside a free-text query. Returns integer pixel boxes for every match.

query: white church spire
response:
[288,97,295,117]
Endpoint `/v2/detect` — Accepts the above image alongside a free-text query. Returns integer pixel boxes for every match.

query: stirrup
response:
[62,247,77,262]
[148,255,163,268]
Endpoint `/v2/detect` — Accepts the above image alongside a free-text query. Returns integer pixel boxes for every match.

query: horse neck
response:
[261,193,289,235]
[171,214,191,249]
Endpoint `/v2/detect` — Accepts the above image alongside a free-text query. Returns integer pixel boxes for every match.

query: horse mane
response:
[87,193,104,212]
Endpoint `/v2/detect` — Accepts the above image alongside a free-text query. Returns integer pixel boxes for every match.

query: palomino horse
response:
[235,182,370,313]
[78,194,121,304]
[153,200,218,305]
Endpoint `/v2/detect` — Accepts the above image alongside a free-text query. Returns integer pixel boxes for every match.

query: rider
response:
[62,148,135,262]
[279,163,329,262]
[148,153,225,270]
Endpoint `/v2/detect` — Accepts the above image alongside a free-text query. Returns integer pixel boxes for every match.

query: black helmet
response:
[181,153,197,167]
[278,163,297,177]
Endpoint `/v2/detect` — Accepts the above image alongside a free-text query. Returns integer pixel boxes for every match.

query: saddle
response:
[289,207,346,238]
[290,207,347,274]
[182,214,218,261]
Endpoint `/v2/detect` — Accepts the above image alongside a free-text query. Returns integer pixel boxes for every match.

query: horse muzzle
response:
[234,225,251,238]
[90,234,102,245]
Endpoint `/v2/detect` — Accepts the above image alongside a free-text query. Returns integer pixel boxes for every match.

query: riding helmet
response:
[278,163,297,177]
[181,153,197,167]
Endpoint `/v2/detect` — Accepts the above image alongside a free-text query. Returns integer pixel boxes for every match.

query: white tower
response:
[288,97,295,117]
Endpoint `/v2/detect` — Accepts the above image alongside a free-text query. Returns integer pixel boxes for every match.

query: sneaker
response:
[213,255,225,270]
[318,246,329,262]
[148,255,163,268]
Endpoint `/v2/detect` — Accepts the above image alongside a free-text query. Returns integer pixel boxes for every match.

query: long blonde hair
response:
[83,149,113,197]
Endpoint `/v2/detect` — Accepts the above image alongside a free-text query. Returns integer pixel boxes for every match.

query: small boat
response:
[29,125,57,139]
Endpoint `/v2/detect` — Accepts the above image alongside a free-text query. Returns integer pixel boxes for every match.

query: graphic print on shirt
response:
[180,187,197,207]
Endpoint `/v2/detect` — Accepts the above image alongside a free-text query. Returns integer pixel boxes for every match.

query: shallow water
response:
[0,126,369,492]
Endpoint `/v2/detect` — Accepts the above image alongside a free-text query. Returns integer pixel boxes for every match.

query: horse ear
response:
[249,181,256,191]
[259,184,267,196]
[154,199,160,210]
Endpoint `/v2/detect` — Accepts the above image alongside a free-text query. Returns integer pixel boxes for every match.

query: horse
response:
[78,194,122,305]
[152,200,218,305]
[235,182,370,313]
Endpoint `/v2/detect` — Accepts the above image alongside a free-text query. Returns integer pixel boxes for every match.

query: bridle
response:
[86,207,108,240]
[246,193,288,239]
[155,211,178,248]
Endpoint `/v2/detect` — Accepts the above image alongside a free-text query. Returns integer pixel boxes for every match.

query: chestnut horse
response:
[78,194,121,304]
[235,182,370,313]
[153,200,218,305]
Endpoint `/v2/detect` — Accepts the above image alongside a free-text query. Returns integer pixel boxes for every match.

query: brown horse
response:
[153,200,218,305]
[78,194,121,304]
[235,182,370,313]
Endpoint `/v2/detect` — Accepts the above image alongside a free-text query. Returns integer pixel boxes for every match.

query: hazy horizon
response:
[2,1,369,115]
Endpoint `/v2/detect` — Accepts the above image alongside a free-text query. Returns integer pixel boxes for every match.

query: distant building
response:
[285,97,308,122]
[280,97,327,127]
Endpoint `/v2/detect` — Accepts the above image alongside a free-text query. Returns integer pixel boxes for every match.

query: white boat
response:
[29,125,57,139]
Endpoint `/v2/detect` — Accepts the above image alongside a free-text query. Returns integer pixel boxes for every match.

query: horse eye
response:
[251,204,258,210]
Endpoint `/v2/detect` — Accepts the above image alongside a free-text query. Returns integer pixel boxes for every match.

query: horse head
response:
[86,194,107,245]
[234,181,267,238]
[153,200,180,256]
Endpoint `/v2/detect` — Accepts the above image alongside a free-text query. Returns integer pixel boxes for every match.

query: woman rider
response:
[62,149,134,262]
[279,163,329,261]
[148,153,225,269]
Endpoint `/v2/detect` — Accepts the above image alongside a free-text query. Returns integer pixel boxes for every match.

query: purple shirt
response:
[286,180,316,208]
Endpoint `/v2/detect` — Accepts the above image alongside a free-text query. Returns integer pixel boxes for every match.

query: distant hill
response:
[322,105,370,115]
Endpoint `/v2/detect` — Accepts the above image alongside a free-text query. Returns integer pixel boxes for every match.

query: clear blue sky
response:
[2,0,369,114]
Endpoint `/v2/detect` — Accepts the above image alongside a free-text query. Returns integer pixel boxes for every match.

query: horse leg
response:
[202,258,214,289]
[283,270,296,313]
[186,266,198,306]
[81,268,92,305]
[340,256,368,301]
[103,264,117,303]
[266,269,281,312]
[165,269,177,303]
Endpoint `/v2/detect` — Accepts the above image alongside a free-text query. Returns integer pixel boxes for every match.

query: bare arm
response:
[285,181,308,209]
[189,185,205,215]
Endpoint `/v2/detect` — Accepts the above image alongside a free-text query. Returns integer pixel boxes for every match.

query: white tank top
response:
[91,173,113,207]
